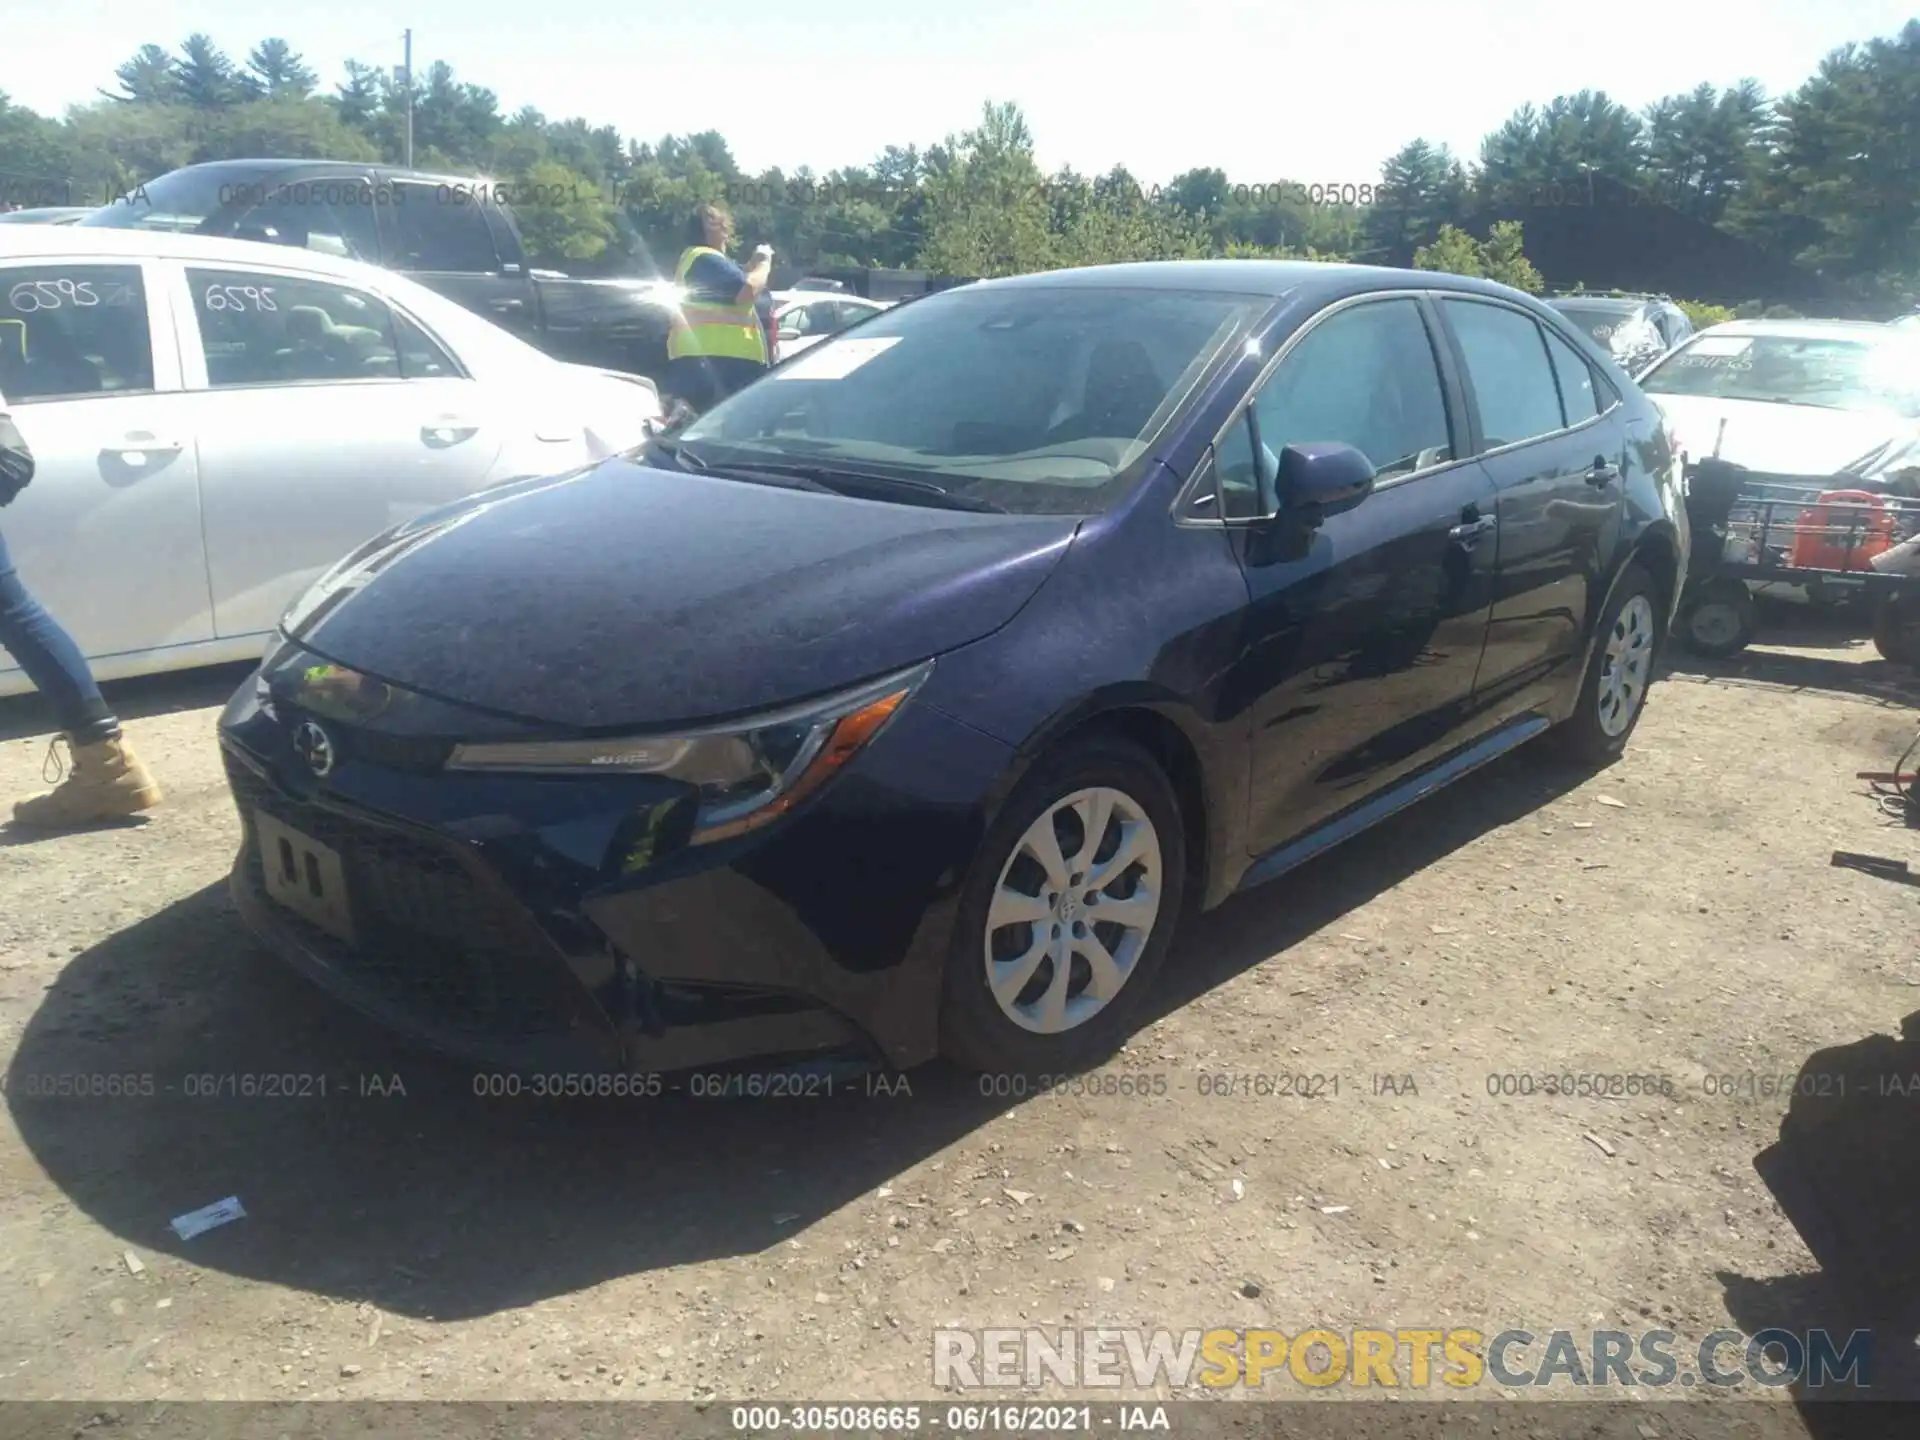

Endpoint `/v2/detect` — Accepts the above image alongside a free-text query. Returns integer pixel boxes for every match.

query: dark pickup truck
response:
[78,159,724,381]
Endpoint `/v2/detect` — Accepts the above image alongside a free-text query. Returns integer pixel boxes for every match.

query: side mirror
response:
[778,326,799,342]
[1276,442,1375,521]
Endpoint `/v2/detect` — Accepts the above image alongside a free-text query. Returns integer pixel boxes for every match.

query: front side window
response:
[1218,298,1452,519]
[0,263,154,402]
[1443,299,1566,449]
[386,184,501,273]
[189,268,411,387]
[679,285,1266,515]
[1640,331,1920,420]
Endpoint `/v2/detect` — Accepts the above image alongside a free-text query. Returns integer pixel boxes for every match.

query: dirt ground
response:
[2,610,1918,1427]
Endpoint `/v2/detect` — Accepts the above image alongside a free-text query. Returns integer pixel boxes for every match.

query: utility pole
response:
[402,29,414,169]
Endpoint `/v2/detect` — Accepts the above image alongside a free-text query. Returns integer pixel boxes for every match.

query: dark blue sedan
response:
[219,260,1689,1078]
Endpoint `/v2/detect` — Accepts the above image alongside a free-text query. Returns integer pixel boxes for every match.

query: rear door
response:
[167,257,506,641]
[1211,293,1501,853]
[1436,296,1628,703]
[0,256,210,675]
[379,180,539,339]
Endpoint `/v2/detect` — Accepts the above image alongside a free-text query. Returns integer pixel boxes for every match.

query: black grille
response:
[226,754,574,1042]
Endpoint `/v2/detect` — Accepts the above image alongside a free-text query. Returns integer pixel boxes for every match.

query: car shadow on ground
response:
[0,661,256,743]
[5,742,1588,1323]
[1721,1011,1920,1429]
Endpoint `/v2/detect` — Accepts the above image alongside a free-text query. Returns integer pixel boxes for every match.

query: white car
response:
[772,292,890,358]
[0,226,657,698]
[1638,319,1920,480]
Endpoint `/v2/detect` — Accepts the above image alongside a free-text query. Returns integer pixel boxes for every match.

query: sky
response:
[7,1,1916,186]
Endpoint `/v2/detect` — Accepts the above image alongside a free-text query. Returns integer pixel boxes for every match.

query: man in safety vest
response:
[665,202,774,414]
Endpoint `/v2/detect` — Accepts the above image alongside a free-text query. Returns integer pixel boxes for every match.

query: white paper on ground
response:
[773,336,900,380]
[170,1195,247,1240]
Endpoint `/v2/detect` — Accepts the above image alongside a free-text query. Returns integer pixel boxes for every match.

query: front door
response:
[170,260,505,640]
[0,258,211,673]
[1217,295,1500,854]
[1435,297,1627,701]
[381,180,539,340]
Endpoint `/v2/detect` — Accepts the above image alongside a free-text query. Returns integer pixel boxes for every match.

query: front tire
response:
[939,734,1187,1076]
[1553,564,1661,766]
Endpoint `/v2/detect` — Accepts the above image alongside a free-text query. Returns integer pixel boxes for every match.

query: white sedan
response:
[772,292,890,358]
[0,226,657,698]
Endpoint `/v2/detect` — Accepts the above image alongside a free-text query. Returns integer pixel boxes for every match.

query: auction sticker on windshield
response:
[775,336,901,380]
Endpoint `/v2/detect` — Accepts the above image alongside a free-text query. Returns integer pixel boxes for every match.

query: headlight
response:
[446,661,932,844]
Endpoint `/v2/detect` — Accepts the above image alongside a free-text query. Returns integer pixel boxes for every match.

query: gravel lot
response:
[3,617,1918,1432]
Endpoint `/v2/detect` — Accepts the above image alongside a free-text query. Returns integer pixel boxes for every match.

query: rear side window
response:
[0,263,154,402]
[1443,299,1565,449]
[386,183,501,272]
[1543,327,1599,426]
[230,181,383,263]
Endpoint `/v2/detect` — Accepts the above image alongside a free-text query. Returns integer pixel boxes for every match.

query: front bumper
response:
[219,662,1015,1075]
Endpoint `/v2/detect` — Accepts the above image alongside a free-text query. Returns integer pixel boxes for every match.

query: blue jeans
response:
[0,525,117,745]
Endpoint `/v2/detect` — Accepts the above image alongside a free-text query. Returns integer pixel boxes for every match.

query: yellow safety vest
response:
[668,246,768,363]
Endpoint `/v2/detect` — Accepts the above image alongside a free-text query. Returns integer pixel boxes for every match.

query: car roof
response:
[1546,295,1655,311]
[772,291,882,308]
[1691,318,1898,342]
[0,224,404,277]
[132,158,497,189]
[965,258,1548,305]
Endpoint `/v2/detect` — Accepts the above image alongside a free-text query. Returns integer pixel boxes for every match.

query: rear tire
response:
[1552,564,1661,766]
[1676,578,1756,657]
[939,734,1187,1077]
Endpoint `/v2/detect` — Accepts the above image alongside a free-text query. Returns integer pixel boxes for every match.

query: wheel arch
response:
[993,692,1222,915]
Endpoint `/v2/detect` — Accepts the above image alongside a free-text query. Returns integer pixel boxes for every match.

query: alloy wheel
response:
[983,786,1164,1035]
[1598,594,1656,737]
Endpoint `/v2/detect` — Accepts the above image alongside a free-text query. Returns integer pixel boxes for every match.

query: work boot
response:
[11,733,163,830]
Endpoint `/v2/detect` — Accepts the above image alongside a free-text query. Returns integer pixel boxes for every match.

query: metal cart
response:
[1675,458,1920,665]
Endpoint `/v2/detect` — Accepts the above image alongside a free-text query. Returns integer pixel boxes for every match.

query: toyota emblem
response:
[292,720,336,777]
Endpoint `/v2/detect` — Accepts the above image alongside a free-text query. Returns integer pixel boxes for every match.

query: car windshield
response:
[677,284,1266,515]
[81,168,236,233]
[1640,331,1920,419]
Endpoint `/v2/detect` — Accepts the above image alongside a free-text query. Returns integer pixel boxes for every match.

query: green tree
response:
[173,34,244,109]
[1725,21,1920,294]
[1411,224,1484,277]
[1479,220,1543,292]
[241,39,319,101]
[105,44,184,104]
[511,158,615,264]
[915,101,1057,277]
[1365,140,1469,257]
[334,62,384,131]
[1639,80,1769,222]
[1479,90,1645,203]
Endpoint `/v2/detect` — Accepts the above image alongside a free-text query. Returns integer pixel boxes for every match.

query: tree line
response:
[0,22,1913,312]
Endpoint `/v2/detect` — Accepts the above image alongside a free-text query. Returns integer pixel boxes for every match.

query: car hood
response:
[289,459,1080,730]
[1651,394,1920,479]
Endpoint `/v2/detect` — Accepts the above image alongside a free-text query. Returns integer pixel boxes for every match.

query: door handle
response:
[1587,458,1620,486]
[1448,515,1497,542]
[102,436,183,467]
[490,298,526,314]
[422,418,480,444]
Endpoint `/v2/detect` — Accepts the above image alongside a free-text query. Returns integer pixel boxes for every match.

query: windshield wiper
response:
[711,460,1008,513]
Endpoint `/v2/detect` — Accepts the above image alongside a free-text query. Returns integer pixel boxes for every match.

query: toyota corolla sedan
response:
[220,260,1688,1079]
